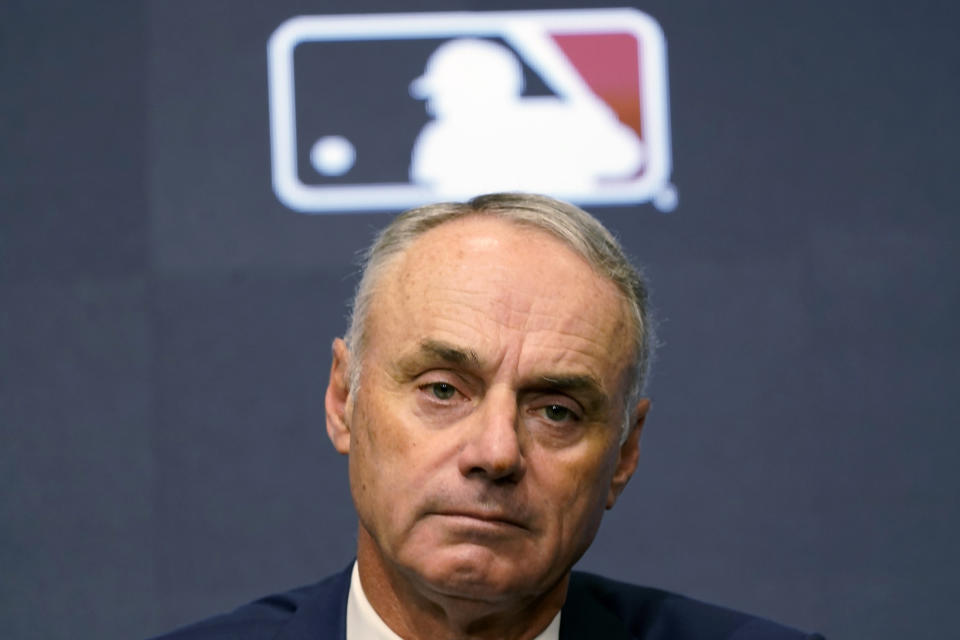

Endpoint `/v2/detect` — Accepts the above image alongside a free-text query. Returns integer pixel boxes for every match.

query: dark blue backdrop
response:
[2,2,957,638]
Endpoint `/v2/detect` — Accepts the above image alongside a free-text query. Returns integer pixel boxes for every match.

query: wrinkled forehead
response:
[379,215,617,307]
[364,216,636,382]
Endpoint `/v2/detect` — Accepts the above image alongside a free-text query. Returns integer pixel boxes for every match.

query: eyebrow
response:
[415,342,606,396]
[536,375,609,412]
[403,339,483,369]
[397,341,610,410]
[537,374,605,394]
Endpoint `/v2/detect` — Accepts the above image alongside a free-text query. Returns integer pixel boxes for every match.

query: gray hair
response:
[344,192,654,440]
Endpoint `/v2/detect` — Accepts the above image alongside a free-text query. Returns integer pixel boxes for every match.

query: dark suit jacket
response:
[153,565,824,639]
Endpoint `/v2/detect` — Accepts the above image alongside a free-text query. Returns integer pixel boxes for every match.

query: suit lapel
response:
[272,564,351,640]
[560,577,634,640]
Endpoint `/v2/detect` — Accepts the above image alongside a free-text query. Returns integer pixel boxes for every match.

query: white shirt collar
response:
[346,561,561,640]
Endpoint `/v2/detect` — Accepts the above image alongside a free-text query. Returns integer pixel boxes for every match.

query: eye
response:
[427,381,457,400]
[541,403,580,423]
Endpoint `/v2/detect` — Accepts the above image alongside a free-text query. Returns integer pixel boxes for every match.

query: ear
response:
[606,398,650,509]
[325,338,353,455]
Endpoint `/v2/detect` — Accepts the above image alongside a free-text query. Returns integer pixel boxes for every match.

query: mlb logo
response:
[268,9,674,213]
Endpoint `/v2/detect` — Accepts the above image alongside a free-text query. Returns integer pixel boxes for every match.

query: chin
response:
[410,545,542,602]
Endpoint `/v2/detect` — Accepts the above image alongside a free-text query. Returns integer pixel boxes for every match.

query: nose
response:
[457,390,526,483]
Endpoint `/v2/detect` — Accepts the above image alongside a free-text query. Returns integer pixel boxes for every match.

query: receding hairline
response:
[370,210,625,285]
[360,213,638,349]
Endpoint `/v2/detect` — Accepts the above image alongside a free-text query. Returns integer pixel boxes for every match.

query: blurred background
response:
[2,1,957,638]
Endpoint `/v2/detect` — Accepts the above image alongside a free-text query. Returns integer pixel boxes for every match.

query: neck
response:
[355,525,567,640]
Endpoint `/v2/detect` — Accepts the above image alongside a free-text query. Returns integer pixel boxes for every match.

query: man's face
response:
[326,216,646,605]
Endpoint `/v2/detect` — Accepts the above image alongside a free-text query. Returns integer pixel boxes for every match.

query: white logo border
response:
[267,9,673,212]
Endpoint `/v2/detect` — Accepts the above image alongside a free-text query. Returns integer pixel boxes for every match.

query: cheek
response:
[348,392,432,504]
[347,426,376,514]
[538,444,619,527]
[348,402,418,547]
[348,397,396,509]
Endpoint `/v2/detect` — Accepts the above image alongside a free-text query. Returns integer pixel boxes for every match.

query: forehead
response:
[365,216,633,386]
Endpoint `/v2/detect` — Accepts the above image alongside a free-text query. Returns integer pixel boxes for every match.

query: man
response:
[154,193,823,639]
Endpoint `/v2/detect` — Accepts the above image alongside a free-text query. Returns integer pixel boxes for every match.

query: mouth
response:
[431,510,527,530]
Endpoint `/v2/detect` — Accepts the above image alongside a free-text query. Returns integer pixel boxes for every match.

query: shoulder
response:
[563,572,824,640]
[147,567,351,640]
